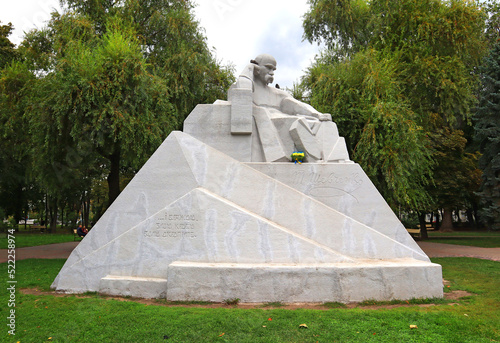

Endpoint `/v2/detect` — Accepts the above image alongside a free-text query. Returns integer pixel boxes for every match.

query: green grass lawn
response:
[1,257,499,342]
[426,231,500,248]
[428,231,500,237]
[0,233,76,249]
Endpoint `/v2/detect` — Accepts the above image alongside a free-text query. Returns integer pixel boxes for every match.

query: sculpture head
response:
[251,54,277,86]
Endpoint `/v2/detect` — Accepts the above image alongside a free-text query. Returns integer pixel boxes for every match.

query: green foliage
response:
[0,60,39,222]
[307,49,432,208]
[427,127,482,211]
[2,0,234,212]
[303,0,371,56]
[400,211,420,229]
[475,42,500,230]
[304,0,487,65]
[0,22,17,70]
[303,0,488,211]
[483,0,500,45]
[61,0,235,119]
[26,15,176,206]
[44,16,175,163]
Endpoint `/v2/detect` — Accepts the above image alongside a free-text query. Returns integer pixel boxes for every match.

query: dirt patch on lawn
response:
[20,287,473,310]
[443,290,472,301]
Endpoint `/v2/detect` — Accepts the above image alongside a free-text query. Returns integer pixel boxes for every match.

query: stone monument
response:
[52,54,443,303]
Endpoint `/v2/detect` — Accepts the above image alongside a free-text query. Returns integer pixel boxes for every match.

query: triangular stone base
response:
[52,132,442,302]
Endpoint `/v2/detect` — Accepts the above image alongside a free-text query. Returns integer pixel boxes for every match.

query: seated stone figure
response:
[229,54,349,162]
[184,53,349,163]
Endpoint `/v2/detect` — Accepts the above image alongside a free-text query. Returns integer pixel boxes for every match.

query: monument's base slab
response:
[52,132,443,302]
[99,275,168,299]
[166,260,442,303]
[95,260,442,302]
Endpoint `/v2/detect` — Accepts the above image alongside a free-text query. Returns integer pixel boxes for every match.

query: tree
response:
[0,23,27,225]
[19,0,234,208]
[0,22,17,70]
[27,15,175,206]
[304,49,433,209]
[0,59,36,225]
[427,127,482,231]
[61,0,234,121]
[302,0,487,216]
[484,0,500,45]
[475,42,500,230]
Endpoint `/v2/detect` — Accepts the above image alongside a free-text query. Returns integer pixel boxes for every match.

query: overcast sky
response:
[2,0,321,88]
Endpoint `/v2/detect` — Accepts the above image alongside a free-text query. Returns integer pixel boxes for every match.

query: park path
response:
[0,241,79,263]
[0,241,499,263]
[417,241,500,261]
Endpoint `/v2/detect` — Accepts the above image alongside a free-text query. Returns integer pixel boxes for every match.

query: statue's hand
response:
[318,113,332,122]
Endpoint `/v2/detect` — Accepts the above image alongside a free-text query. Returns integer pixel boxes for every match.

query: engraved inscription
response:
[293,171,363,187]
[144,212,199,239]
[293,171,363,201]
[144,229,197,239]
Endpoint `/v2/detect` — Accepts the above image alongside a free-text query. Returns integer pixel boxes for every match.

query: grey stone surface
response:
[246,162,418,248]
[52,131,442,301]
[185,54,351,163]
[167,261,443,303]
[184,102,253,162]
[290,118,322,160]
[228,87,253,134]
[100,276,168,298]
[52,54,442,302]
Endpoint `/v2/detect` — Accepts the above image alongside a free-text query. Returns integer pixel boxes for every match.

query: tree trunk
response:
[44,193,48,230]
[47,196,58,233]
[418,212,429,239]
[466,209,475,228]
[24,208,28,232]
[473,201,480,229]
[454,209,462,224]
[440,208,454,232]
[82,191,91,228]
[75,207,80,228]
[60,205,64,230]
[107,145,121,207]
[435,210,442,229]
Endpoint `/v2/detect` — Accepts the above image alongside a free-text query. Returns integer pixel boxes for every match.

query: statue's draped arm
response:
[280,96,332,122]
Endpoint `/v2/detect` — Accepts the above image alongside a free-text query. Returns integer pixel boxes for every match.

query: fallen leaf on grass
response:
[410,325,418,329]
